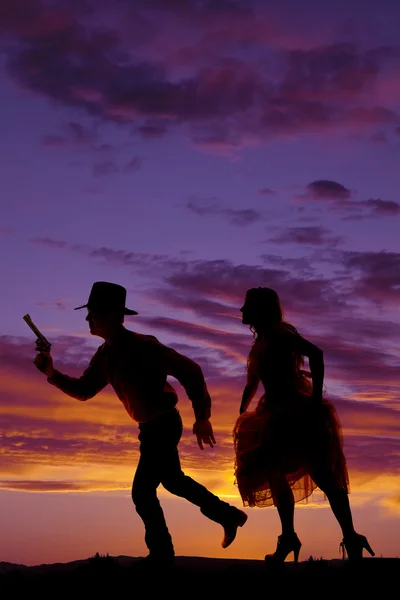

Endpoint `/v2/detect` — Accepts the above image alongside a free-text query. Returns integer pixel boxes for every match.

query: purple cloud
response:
[2,2,400,154]
[359,199,400,217]
[307,180,352,200]
[42,121,97,149]
[370,131,388,143]
[299,181,399,220]
[23,239,400,371]
[30,237,68,249]
[258,187,276,196]
[42,121,97,148]
[92,160,119,177]
[35,299,68,311]
[41,134,65,148]
[186,197,263,226]
[0,0,73,39]
[138,121,168,138]
[270,226,342,246]
[341,250,400,305]
[26,236,348,317]
[123,157,141,173]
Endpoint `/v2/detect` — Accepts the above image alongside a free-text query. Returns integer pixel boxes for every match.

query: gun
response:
[23,314,52,353]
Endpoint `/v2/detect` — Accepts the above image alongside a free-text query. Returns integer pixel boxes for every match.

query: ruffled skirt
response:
[233,393,349,507]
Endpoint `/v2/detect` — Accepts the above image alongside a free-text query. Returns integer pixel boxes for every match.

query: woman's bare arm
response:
[290,334,324,400]
[239,375,260,414]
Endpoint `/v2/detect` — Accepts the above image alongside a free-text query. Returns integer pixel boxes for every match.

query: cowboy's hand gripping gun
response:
[23,314,52,354]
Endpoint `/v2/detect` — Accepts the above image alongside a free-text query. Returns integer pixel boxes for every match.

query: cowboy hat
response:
[74,282,138,315]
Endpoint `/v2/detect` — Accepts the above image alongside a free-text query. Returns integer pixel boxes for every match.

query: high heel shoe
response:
[264,533,302,564]
[340,532,375,561]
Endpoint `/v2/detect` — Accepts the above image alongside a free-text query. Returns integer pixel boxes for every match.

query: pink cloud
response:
[21,236,368,329]
[0,480,127,492]
[2,258,400,494]
[0,0,73,39]
[22,240,400,386]
[341,251,400,306]
[345,106,398,126]
[3,2,400,154]
[279,44,400,103]
[297,181,399,220]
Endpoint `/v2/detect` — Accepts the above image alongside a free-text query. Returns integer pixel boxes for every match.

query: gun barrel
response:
[23,314,49,343]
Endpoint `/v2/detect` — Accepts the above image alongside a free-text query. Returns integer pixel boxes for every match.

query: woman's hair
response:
[245,287,311,391]
[245,287,283,328]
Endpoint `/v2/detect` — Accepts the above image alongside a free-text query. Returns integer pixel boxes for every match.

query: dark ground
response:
[1,554,398,597]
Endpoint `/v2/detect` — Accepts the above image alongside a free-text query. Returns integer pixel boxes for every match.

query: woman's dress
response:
[233,329,349,507]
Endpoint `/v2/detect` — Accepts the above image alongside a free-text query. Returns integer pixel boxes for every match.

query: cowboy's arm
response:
[47,348,108,401]
[162,347,211,421]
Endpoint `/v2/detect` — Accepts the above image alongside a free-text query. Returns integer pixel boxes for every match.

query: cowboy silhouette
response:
[33,282,247,567]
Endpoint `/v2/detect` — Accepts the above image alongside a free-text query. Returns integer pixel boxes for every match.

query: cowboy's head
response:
[74,282,138,338]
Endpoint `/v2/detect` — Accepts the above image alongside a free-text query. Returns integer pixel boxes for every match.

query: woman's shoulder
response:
[250,323,301,354]
[272,322,302,344]
[277,322,299,335]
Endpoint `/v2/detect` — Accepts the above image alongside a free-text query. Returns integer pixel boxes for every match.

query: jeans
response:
[131,408,234,556]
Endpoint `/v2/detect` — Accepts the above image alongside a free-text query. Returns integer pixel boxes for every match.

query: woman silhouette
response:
[233,287,374,563]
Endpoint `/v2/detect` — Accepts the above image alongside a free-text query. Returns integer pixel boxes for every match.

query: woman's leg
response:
[266,476,302,563]
[271,475,295,535]
[312,468,375,559]
[311,469,354,537]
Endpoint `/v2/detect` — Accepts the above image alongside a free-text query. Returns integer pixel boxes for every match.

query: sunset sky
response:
[1,0,400,566]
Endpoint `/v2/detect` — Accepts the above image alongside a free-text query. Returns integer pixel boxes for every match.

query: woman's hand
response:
[310,390,323,404]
